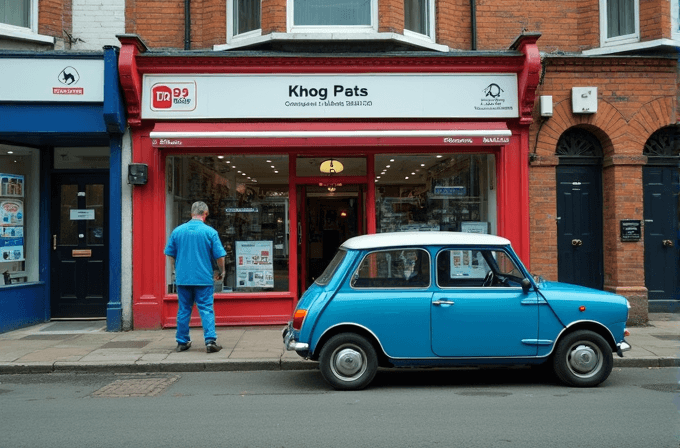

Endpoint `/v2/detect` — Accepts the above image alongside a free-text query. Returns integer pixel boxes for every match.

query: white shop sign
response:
[0,59,105,102]
[141,73,518,119]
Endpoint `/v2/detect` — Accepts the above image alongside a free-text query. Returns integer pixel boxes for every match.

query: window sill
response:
[0,26,55,45]
[582,38,679,55]
[215,32,449,52]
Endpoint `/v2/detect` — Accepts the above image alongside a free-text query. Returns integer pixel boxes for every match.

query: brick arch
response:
[629,97,676,154]
[534,99,628,158]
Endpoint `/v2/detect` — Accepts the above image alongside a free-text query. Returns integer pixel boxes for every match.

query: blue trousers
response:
[176,285,217,345]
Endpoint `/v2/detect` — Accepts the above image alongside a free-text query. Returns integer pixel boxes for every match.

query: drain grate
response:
[91,375,179,398]
[100,341,152,349]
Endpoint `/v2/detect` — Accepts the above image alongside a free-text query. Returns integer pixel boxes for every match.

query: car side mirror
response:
[521,278,532,293]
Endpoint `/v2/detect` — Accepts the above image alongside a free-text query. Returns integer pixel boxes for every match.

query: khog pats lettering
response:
[289,85,368,101]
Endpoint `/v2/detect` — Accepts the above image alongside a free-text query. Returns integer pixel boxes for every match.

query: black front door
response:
[50,174,108,318]
[644,165,680,311]
[556,165,604,290]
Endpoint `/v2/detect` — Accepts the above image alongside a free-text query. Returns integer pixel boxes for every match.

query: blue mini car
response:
[283,232,631,390]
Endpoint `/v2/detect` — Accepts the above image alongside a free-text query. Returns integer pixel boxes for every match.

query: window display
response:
[0,146,38,286]
[166,155,289,293]
[375,154,495,235]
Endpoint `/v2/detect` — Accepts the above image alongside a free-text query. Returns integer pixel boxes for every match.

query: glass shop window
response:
[0,145,38,286]
[166,155,290,293]
[375,154,496,235]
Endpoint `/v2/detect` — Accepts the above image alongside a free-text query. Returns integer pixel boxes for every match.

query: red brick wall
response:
[379,0,404,33]
[529,57,678,323]
[262,0,286,34]
[38,0,72,39]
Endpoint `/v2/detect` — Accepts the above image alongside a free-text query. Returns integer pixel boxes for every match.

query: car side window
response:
[436,249,489,287]
[437,249,524,288]
[351,249,430,288]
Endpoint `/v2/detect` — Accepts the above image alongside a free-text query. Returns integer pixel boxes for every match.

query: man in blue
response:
[165,201,226,353]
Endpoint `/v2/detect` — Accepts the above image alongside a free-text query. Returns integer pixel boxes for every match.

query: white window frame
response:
[227,0,262,44]
[1,0,36,33]
[287,0,378,34]
[0,0,53,45]
[599,0,640,47]
[403,0,435,42]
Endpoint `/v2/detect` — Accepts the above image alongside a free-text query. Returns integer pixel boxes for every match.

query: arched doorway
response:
[643,127,680,312]
[555,128,604,289]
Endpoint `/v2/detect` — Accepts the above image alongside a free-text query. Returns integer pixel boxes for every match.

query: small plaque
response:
[72,249,92,257]
[620,220,641,242]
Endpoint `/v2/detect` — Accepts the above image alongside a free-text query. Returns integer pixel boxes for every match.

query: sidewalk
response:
[0,314,678,375]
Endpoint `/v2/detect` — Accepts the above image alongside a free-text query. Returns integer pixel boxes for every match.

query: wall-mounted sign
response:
[0,59,104,102]
[620,220,641,242]
[142,73,519,120]
[70,209,95,220]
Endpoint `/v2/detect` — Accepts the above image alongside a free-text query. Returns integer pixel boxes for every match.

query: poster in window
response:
[0,174,24,198]
[0,226,24,261]
[0,199,23,226]
[235,241,274,289]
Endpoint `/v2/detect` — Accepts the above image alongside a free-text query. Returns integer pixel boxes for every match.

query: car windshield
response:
[315,249,348,286]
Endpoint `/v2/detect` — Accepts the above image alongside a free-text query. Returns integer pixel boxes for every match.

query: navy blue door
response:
[556,165,604,290]
[50,174,109,318]
[644,165,680,312]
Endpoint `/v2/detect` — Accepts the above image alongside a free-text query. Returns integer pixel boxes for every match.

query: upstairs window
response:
[600,0,639,46]
[230,0,261,39]
[289,0,377,31]
[404,0,434,40]
[1,0,30,28]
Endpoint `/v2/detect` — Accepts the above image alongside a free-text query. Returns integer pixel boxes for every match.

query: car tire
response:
[553,330,613,387]
[319,333,378,391]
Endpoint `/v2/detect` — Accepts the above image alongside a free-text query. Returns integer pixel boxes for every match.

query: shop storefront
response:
[0,48,126,333]
[118,34,541,329]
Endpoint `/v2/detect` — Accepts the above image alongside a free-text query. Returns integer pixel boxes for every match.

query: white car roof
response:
[341,231,512,250]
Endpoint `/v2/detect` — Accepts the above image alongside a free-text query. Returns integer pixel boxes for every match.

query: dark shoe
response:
[206,342,222,353]
[176,341,192,352]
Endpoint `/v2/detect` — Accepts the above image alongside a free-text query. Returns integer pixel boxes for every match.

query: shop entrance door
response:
[556,165,604,290]
[50,174,109,318]
[302,189,362,288]
[643,165,680,311]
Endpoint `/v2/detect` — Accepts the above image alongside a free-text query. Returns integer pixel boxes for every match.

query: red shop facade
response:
[118,34,541,330]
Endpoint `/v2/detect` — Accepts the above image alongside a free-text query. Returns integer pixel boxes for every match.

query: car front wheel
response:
[319,333,378,391]
[553,330,613,387]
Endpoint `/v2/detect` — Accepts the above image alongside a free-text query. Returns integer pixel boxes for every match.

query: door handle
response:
[571,239,583,247]
[433,299,455,306]
[53,235,57,251]
[663,239,674,247]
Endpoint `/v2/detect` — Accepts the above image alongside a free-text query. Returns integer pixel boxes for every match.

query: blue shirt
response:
[164,219,227,286]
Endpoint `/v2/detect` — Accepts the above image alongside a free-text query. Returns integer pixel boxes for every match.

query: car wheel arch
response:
[311,324,390,366]
[556,321,617,353]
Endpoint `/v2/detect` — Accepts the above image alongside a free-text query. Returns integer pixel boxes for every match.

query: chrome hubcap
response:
[332,347,366,380]
[568,343,601,377]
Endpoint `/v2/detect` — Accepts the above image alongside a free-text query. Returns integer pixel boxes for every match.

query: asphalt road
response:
[1,367,678,448]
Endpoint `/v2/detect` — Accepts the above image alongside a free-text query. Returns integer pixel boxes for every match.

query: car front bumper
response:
[616,339,631,357]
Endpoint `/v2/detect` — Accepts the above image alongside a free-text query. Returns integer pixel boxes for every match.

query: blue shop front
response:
[0,47,125,332]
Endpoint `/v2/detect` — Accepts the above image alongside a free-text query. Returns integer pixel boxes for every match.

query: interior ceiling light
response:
[320,159,344,174]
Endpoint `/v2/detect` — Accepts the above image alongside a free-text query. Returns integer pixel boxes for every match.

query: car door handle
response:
[433,300,455,306]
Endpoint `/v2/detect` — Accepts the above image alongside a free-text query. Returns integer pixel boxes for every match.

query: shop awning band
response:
[150,122,512,148]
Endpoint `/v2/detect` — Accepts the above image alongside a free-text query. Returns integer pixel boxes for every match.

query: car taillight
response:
[292,309,307,330]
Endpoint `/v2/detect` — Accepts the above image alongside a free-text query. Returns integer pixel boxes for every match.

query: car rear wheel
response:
[553,330,613,387]
[319,333,378,391]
